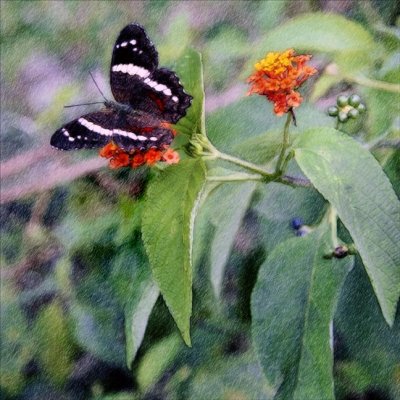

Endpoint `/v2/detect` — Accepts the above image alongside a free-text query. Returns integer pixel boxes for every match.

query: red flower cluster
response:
[99,142,180,169]
[247,49,317,116]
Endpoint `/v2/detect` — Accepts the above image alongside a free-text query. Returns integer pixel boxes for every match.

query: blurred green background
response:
[1,1,399,400]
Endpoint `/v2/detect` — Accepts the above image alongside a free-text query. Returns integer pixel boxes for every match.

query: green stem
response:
[346,75,400,93]
[328,207,339,248]
[275,112,292,174]
[214,151,275,179]
[367,138,400,151]
[207,173,263,182]
[278,175,312,188]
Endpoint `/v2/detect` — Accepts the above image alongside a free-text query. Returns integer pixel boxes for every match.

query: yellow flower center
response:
[254,49,294,75]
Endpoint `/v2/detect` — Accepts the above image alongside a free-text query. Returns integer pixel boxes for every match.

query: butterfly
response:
[50,23,192,153]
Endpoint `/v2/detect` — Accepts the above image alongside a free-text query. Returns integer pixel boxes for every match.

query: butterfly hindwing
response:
[110,23,192,123]
[112,113,174,152]
[51,110,174,152]
[50,111,115,150]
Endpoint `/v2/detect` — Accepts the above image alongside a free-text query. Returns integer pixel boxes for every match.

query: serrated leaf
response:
[142,159,206,345]
[252,223,353,400]
[209,182,257,299]
[294,128,400,325]
[174,49,205,138]
[257,13,375,54]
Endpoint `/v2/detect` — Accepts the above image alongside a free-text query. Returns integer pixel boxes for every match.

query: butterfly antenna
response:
[64,101,105,108]
[89,71,108,101]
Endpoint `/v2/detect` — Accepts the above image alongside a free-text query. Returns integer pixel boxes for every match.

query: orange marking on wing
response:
[148,92,165,112]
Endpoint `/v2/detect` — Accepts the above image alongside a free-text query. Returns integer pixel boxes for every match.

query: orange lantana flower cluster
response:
[247,49,317,116]
[99,142,180,169]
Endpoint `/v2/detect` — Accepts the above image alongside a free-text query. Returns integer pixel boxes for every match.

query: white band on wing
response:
[78,118,113,136]
[111,63,178,102]
[113,128,158,142]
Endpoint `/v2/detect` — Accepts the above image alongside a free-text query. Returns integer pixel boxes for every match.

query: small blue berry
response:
[291,217,303,230]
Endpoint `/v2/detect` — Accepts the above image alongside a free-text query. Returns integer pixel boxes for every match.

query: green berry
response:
[338,111,348,123]
[348,94,361,107]
[337,95,349,107]
[328,106,339,117]
[357,103,366,114]
[348,108,359,119]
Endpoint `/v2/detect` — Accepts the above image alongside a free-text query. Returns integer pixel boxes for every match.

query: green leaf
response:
[335,258,400,391]
[174,49,205,138]
[207,99,332,155]
[252,222,353,400]
[233,130,282,165]
[125,278,159,369]
[0,287,33,395]
[255,183,326,253]
[208,182,257,299]
[257,13,375,54]
[294,128,400,325]
[188,352,274,400]
[34,301,75,387]
[137,333,182,392]
[142,159,206,345]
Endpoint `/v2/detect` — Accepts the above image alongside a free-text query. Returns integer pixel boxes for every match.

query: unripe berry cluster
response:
[327,94,366,123]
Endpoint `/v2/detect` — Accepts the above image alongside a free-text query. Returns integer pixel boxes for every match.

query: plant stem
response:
[207,173,264,182]
[214,151,275,179]
[328,207,339,248]
[278,175,312,188]
[275,112,292,174]
[346,75,400,93]
[367,139,400,151]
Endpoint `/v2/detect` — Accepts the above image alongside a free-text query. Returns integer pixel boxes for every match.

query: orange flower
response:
[99,142,119,159]
[247,49,317,116]
[109,152,130,169]
[144,148,163,165]
[131,152,145,168]
[162,148,180,164]
[99,142,180,169]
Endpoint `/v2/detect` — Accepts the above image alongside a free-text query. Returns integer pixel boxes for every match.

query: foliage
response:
[1,2,399,400]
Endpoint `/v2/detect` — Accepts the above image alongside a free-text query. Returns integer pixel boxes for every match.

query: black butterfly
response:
[50,23,192,152]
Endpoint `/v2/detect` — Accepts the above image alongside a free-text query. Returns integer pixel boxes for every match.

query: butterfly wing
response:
[50,111,116,150]
[112,113,174,152]
[110,23,192,123]
[51,110,174,153]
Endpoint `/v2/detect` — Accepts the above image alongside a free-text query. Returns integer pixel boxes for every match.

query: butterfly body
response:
[51,23,191,153]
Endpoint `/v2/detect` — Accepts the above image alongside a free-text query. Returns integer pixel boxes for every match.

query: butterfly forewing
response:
[110,23,192,123]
